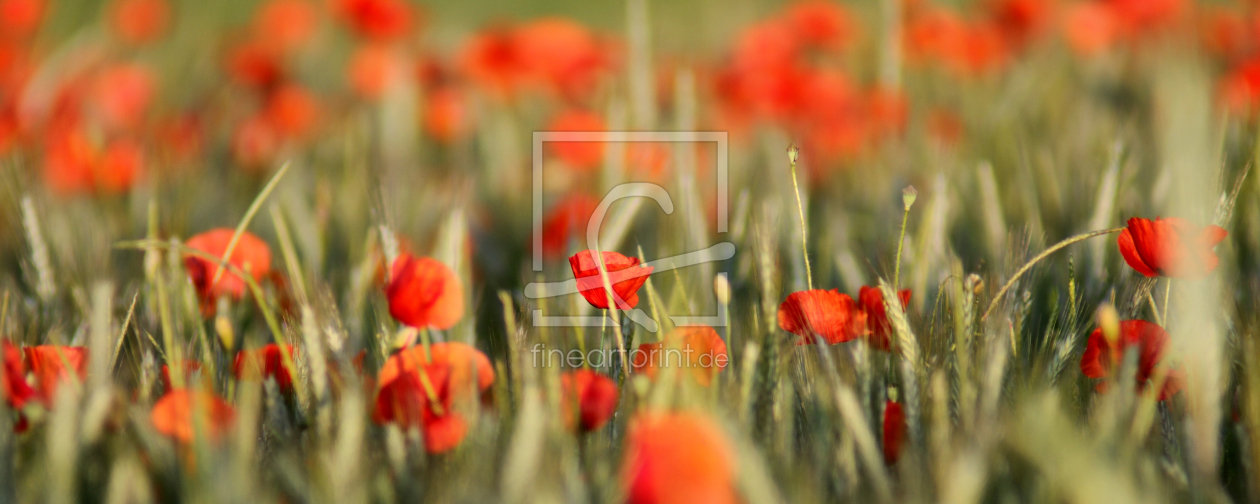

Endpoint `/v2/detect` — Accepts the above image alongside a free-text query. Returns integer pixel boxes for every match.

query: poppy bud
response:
[902,185,918,211]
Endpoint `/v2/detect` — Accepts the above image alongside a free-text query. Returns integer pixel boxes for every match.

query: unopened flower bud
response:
[902,185,918,211]
[215,315,235,351]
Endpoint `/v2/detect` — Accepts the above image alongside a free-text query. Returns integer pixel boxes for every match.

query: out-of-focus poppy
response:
[43,131,145,195]
[423,86,469,143]
[460,26,524,98]
[623,412,736,504]
[333,0,415,42]
[378,342,495,397]
[778,289,868,345]
[858,286,912,352]
[785,0,855,51]
[546,109,605,172]
[541,193,599,259]
[632,326,728,387]
[988,0,1052,47]
[0,0,46,40]
[1,341,34,409]
[1107,0,1184,35]
[109,0,170,45]
[560,369,618,432]
[514,18,610,99]
[386,254,465,331]
[883,400,906,464]
[232,114,280,167]
[1220,57,1260,117]
[373,353,467,453]
[233,344,298,393]
[1081,320,1182,401]
[254,0,317,54]
[569,250,653,310]
[348,43,403,100]
[1063,2,1119,56]
[1117,217,1227,279]
[23,346,87,402]
[151,388,236,443]
[264,84,319,139]
[183,229,273,309]
[1199,7,1248,58]
[92,64,156,132]
[226,39,284,89]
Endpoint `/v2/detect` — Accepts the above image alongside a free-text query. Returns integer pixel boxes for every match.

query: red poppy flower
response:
[1117,217,1228,279]
[777,289,868,345]
[858,286,912,352]
[560,369,618,432]
[0,0,45,40]
[43,130,145,195]
[348,43,403,100]
[459,26,525,98]
[988,0,1051,47]
[109,0,170,45]
[1081,320,1182,401]
[883,400,906,464]
[333,0,415,42]
[423,86,469,143]
[784,0,855,51]
[1063,2,1118,55]
[546,109,605,171]
[623,412,737,504]
[233,344,298,393]
[569,250,653,310]
[183,229,273,309]
[541,194,599,259]
[378,342,495,397]
[254,0,317,54]
[151,388,236,443]
[1,341,34,409]
[632,326,728,387]
[373,354,467,453]
[264,84,319,139]
[386,254,465,330]
[513,18,609,99]
[24,346,87,403]
[226,39,284,89]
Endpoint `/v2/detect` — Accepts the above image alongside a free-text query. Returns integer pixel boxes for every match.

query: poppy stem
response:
[1162,279,1171,326]
[787,145,813,291]
[893,207,909,289]
[420,328,433,363]
[980,226,1126,322]
[1145,291,1164,327]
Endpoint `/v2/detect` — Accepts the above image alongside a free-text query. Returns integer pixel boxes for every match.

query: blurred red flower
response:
[785,0,856,51]
[333,0,415,42]
[569,250,653,310]
[1063,2,1119,55]
[374,342,493,454]
[254,0,318,53]
[883,400,906,464]
[226,39,284,89]
[151,388,236,443]
[348,43,403,100]
[560,369,618,432]
[43,131,145,195]
[92,63,156,132]
[23,346,87,403]
[0,0,45,40]
[460,26,525,98]
[541,193,599,259]
[1081,320,1182,401]
[109,0,170,45]
[546,109,606,171]
[386,254,465,330]
[514,18,610,100]
[233,344,298,393]
[778,289,868,345]
[183,229,273,310]
[264,84,319,139]
[423,86,469,143]
[378,342,495,398]
[1117,217,1227,278]
[633,326,729,387]
[1,341,34,409]
[858,286,912,352]
[623,412,736,504]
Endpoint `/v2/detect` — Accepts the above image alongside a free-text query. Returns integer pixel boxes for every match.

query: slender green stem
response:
[893,207,910,289]
[789,155,813,291]
[1145,291,1164,327]
[980,227,1125,322]
[1162,278,1171,327]
[210,161,291,287]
